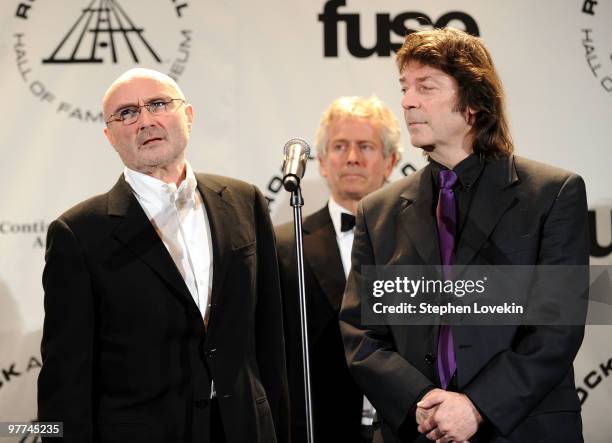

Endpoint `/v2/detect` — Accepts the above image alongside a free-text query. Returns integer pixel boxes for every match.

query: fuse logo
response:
[318,0,479,58]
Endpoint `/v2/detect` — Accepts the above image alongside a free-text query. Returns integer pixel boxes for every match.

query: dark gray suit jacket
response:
[340,155,588,443]
[276,207,364,443]
[38,173,289,443]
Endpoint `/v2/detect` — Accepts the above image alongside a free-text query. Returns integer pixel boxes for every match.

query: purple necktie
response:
[436,169,458,389]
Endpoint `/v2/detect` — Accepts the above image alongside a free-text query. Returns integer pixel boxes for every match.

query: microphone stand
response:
[290,186,314,443]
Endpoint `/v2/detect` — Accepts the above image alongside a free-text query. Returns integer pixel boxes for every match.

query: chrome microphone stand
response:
[289,186,314,443]
[281,138,314,443]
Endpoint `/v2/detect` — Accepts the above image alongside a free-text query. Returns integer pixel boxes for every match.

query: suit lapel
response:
[397,165,440,264]
[454,155,519,265]
[303,208,346,311]
[394,168,441,359]
[196,174,240,340]
[195,174,233,334]
[109,176,194,304]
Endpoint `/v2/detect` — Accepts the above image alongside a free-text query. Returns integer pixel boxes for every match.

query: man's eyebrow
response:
[145,95,172,102]
[330,137,349,144]
[111,101,138,114]
[399,75,437,83]
[330,138,375,144]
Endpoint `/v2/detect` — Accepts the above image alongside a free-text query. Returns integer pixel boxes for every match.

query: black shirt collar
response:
[430,153,484,190]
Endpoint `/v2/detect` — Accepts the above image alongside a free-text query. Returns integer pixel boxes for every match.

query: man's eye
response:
[149,100,167,111]
[119,108,138,119]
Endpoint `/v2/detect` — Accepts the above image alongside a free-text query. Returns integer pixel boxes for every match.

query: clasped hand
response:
[415,388,483,443]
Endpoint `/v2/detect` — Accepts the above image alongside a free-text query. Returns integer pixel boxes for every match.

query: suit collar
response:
[395,155,519,266]
[302,207,347,311]
[302,205,331,234]
[454,155,519,265]
[107,175,134,216]
[398,164,440,264]
[108,176,196,308]
[107,173,241,332]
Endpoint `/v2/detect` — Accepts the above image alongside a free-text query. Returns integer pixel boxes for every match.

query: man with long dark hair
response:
[340,28,587,442]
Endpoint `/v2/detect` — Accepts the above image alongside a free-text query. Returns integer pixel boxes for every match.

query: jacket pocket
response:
[232,240,256,257]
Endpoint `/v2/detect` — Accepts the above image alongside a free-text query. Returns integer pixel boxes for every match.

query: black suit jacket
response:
[339,155,588,443]
[38,173,290,443]
[276,207,364,443]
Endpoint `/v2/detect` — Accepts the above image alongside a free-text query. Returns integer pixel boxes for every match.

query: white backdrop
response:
[1,1,610,441]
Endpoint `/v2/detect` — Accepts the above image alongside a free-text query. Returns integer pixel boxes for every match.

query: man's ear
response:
[465,106,478,126]
[318,154,328,178]
[184,104,194,132]
[103,125,115,148]
[384,151,399,179]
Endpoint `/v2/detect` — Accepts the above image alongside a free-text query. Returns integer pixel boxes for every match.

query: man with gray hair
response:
[276,96,401,442]
[38,68,289,443]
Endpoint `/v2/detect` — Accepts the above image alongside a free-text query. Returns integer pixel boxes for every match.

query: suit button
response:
[205,348,217,358]
[425,353,436,365]
[195,399,209,409]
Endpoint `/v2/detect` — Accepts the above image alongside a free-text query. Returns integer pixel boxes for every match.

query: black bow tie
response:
[341,213,356,232]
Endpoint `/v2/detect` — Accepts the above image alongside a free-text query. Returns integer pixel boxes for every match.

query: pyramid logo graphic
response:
[42,0,162,64]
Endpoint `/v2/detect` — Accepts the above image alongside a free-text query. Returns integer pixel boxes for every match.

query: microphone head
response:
[283,138,311,158]
[282,138,311,192]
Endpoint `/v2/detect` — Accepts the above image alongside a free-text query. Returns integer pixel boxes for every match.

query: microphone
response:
[282,138,311,192]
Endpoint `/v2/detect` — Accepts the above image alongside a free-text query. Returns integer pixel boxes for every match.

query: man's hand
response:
[415,388,444,433]
[416,390,483,442]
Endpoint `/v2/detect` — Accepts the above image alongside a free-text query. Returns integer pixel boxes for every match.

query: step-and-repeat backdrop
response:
[1,1,611,441]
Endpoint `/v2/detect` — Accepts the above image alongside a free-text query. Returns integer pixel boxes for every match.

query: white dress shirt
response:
[327,197,355,279]
[124,162,213,325]
[327,197,375,427]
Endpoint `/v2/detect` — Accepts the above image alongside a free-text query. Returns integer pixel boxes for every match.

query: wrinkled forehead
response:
[399,61,459,92]
[329,116,378,133]
[327,116,383,145]
[103,75,183,115]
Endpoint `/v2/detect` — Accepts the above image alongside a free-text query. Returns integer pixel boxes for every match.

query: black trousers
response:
[211,398,227,443]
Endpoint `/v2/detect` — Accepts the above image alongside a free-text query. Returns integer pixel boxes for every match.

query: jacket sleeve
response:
[38,218,95,442]
[463,173,589,436]
[339,201,435,435]
[253,186,291,442]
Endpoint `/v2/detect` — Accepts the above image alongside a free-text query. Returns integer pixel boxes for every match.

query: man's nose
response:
[402,88,418,110]
[346,144,363,163]
[137,106,156,129]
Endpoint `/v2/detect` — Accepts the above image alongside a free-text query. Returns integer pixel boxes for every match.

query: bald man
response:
[38,68,289,443]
